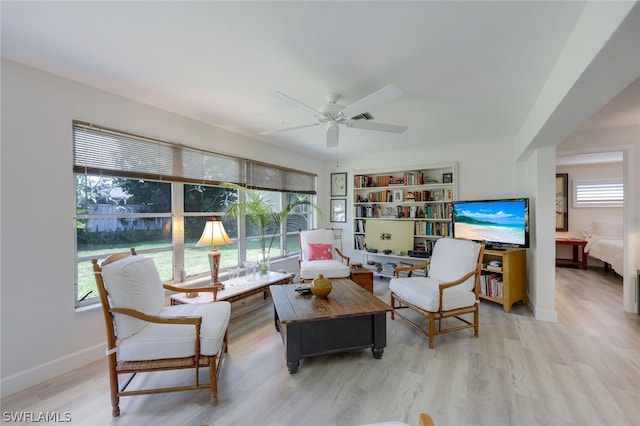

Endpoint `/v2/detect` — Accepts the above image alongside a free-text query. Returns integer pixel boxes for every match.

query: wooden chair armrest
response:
[438,270,477,292]
[436,270,479,312]
[394,260,430,277]
[163,284,217,293]
[335,248,350,266]
[109,307,202,326]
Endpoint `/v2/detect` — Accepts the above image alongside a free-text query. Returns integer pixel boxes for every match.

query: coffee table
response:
[170,271,294,305]
[270,278,392,374]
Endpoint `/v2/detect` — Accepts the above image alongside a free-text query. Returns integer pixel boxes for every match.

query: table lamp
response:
[195,217,232,288]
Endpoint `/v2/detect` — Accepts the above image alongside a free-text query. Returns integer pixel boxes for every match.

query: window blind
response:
[574,180,623,207]
[72,121,316,193]
[245,161,316,194]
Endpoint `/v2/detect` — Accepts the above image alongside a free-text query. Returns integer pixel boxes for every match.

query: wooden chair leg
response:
[209,360,218,406]
[474,308,479,337]
[390,294,396,319]
[108,355,120,417]
[428,313,435,349]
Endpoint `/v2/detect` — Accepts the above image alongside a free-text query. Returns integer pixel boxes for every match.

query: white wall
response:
[330,138,523,257]
[0,59,326,397]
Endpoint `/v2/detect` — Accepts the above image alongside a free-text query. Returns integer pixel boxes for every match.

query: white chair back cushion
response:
[101,256,165,340]
[428,238,480,291]
[300,229,335,262]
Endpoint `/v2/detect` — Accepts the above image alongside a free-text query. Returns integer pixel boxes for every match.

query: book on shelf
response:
[480,273,503,298]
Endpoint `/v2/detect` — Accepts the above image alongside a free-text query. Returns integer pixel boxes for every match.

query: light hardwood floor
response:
[2,268,639,425]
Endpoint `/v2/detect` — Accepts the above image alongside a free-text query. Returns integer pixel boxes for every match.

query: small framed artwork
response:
[331,172,347,197]
[330,199,347,222]
[442,173,453,183]
[393,189,403,202]
[556,173,568,231]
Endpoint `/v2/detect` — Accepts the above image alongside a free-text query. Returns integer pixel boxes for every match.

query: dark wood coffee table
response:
[269,278,392,374]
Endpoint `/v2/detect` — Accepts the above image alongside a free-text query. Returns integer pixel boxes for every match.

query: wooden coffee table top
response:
[270,278,392,324]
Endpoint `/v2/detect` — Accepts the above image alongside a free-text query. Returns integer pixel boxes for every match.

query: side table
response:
[555,238,588,270]
[350,265,374,293]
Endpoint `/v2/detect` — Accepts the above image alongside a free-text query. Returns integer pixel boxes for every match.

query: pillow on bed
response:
[591,220,622,238]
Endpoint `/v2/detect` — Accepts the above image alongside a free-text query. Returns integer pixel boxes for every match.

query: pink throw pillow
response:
[308,243,333,261]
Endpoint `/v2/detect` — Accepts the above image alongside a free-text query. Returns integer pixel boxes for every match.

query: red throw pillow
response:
[308,243,333,260]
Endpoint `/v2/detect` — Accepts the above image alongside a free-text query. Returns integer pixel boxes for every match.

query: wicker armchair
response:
[92,249,230,416]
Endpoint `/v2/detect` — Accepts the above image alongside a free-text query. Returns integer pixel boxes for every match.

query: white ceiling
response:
[2,1,638,162]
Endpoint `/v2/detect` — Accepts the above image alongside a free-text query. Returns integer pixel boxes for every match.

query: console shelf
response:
[480,248,527,312]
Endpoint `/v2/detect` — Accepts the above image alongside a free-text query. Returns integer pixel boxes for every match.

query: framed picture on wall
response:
[331,172,347,197]
[330,199,347,222]
[556,173,568,231]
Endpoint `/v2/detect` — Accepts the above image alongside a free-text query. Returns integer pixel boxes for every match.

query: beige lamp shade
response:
[195,219,232,248]
[195,218,232,287]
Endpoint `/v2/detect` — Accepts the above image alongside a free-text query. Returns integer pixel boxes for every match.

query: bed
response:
[583,220,623,275]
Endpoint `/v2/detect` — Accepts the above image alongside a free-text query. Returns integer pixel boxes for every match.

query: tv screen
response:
[452,198,529,249]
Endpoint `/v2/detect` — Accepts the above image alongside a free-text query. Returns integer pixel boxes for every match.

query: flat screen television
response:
[452,198,530,249]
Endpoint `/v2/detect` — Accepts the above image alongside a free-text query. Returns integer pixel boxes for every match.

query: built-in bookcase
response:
[353,163,457,262]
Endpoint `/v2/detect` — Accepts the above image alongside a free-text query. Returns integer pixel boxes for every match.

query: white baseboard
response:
[0,343,104,398]
[533,304,558,323]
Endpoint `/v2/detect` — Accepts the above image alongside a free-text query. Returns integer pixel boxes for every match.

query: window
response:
[73,122,316,307]
[573,179,624,208]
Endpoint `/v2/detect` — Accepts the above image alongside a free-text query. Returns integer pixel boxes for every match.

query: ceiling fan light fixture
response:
[327,121,339,131]
[263,85,407,147]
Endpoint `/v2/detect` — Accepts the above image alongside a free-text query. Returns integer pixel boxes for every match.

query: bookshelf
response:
[353,163,457,261]
[480,248,527,312]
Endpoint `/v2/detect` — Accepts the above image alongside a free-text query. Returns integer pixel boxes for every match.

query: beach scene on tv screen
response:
[454,201,526,245]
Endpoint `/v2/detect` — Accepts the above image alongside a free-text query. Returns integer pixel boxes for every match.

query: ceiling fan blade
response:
[339,85,404,119]
[326,125,339,148]
[347,120,408,133]
[260,122,319,135]
[270,90,325,118]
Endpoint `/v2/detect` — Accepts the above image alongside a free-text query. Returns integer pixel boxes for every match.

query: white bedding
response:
[585,236,623,274]
[583,220,623,275]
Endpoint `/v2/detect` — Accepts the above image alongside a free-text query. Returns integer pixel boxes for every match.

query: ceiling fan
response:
[260,85,408,147]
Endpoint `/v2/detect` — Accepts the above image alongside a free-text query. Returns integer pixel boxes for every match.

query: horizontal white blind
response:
[73,122,316,193]
[574,180,623,207]
[246,161,316,194]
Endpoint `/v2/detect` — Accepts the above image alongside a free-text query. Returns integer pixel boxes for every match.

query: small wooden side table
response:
[350,265,374,293]
[555,238,588,270]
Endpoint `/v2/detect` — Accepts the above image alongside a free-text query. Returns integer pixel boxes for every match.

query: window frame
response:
[73,122,317,308]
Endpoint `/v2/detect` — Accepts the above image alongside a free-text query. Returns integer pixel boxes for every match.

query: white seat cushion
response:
[390,276,476,312]
[102,256,165,340]
[118,301,231,361]
[299,259,351,280]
